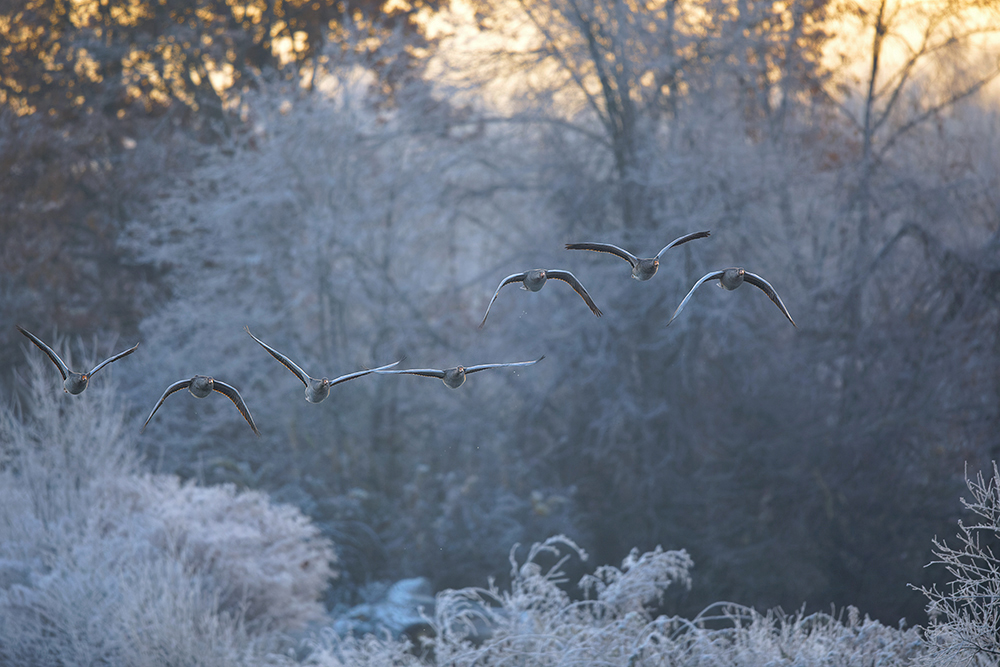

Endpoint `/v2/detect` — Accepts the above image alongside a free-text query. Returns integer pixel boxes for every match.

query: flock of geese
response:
[15,230,795,437]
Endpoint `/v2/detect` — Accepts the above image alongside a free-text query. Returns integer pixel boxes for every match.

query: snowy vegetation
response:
[2,0,1000,662]
[2,370,1000,665]
[0,357,335,664]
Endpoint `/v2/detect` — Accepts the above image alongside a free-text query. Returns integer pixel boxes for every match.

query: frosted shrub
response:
[580,545,694,614]
[425,536,925,666]
[139,475,337,631]
[310,530,942,666]
[303,631,426,667]
[432,535,693,665]
[915,462,1000,665]
[0,552,274,667]
[663,604,924,667]
[0,354,137,533]
[0,360,335,663]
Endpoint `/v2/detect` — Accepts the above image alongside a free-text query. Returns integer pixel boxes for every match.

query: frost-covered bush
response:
[306,535,928,666]
[303,632,427,667]
[915,462,1000,665]
[310,464,1000,666]
[432,535,694,665]
[427,535,923,666]
[100,474,338,632]
[0,357,335,663]
[0,554,272,667]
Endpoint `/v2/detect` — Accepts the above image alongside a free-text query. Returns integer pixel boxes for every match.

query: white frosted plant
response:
[0,358,336,664]
[0,352,137,561]
[431,536,693,665]
[303,631,427,667]
[914,462,1000,666]
[0,549,282,667]
[579,545,694,615]
[658,604,924,667]
[425,536,925,666]
[142,475,338,632]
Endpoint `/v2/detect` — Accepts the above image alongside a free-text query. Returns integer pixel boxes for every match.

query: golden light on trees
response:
[1,0,439,119]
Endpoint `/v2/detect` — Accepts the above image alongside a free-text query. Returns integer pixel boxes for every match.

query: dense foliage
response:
[0,357,335,663]
[3,0,1000,634]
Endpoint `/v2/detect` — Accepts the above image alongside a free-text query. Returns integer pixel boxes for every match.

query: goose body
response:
[667,267,796,327]
[479,269,601,328]
[245,327,399,403]
[16,325,138,395]
[142,375,259,435]
[376,357,544,389]
[565,230,711,281]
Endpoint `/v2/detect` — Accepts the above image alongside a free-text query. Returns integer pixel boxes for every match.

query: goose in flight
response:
[245,326,399,403]
[142,375,260,436]
[667,267,796,327]
[565,230,711,281]
[16,325,139,395]
[479,269,601,328]
[376,357,544,389]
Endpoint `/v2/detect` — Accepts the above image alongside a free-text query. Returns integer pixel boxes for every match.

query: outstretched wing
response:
[564,242,638,268]
[16,325,70,380]
[88,342,140,377]
[479,272,527,329]
[141,379,192,432]
[666,270,725,326]
[654,230,712,259]
[245,327,311,386]
[374,368,447,379]
[743,272,797,327]
[329,360,401,387]
[546,270,603,317]
[465,355,545,375]
[211,380,261,436]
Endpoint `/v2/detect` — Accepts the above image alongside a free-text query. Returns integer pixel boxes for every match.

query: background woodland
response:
[2,0,1000,632]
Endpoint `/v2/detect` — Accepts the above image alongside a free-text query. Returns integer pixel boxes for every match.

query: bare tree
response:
[823,0,1000,306]
[455,0,832,229]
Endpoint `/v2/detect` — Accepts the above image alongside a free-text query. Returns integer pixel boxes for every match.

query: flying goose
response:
[667,267,796,327]
[565,230,711,281]
[16,325,139,395]
[479,269,601,328]
[376,357,544,389]
[142,375,260,436]
[245,326,399,403]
